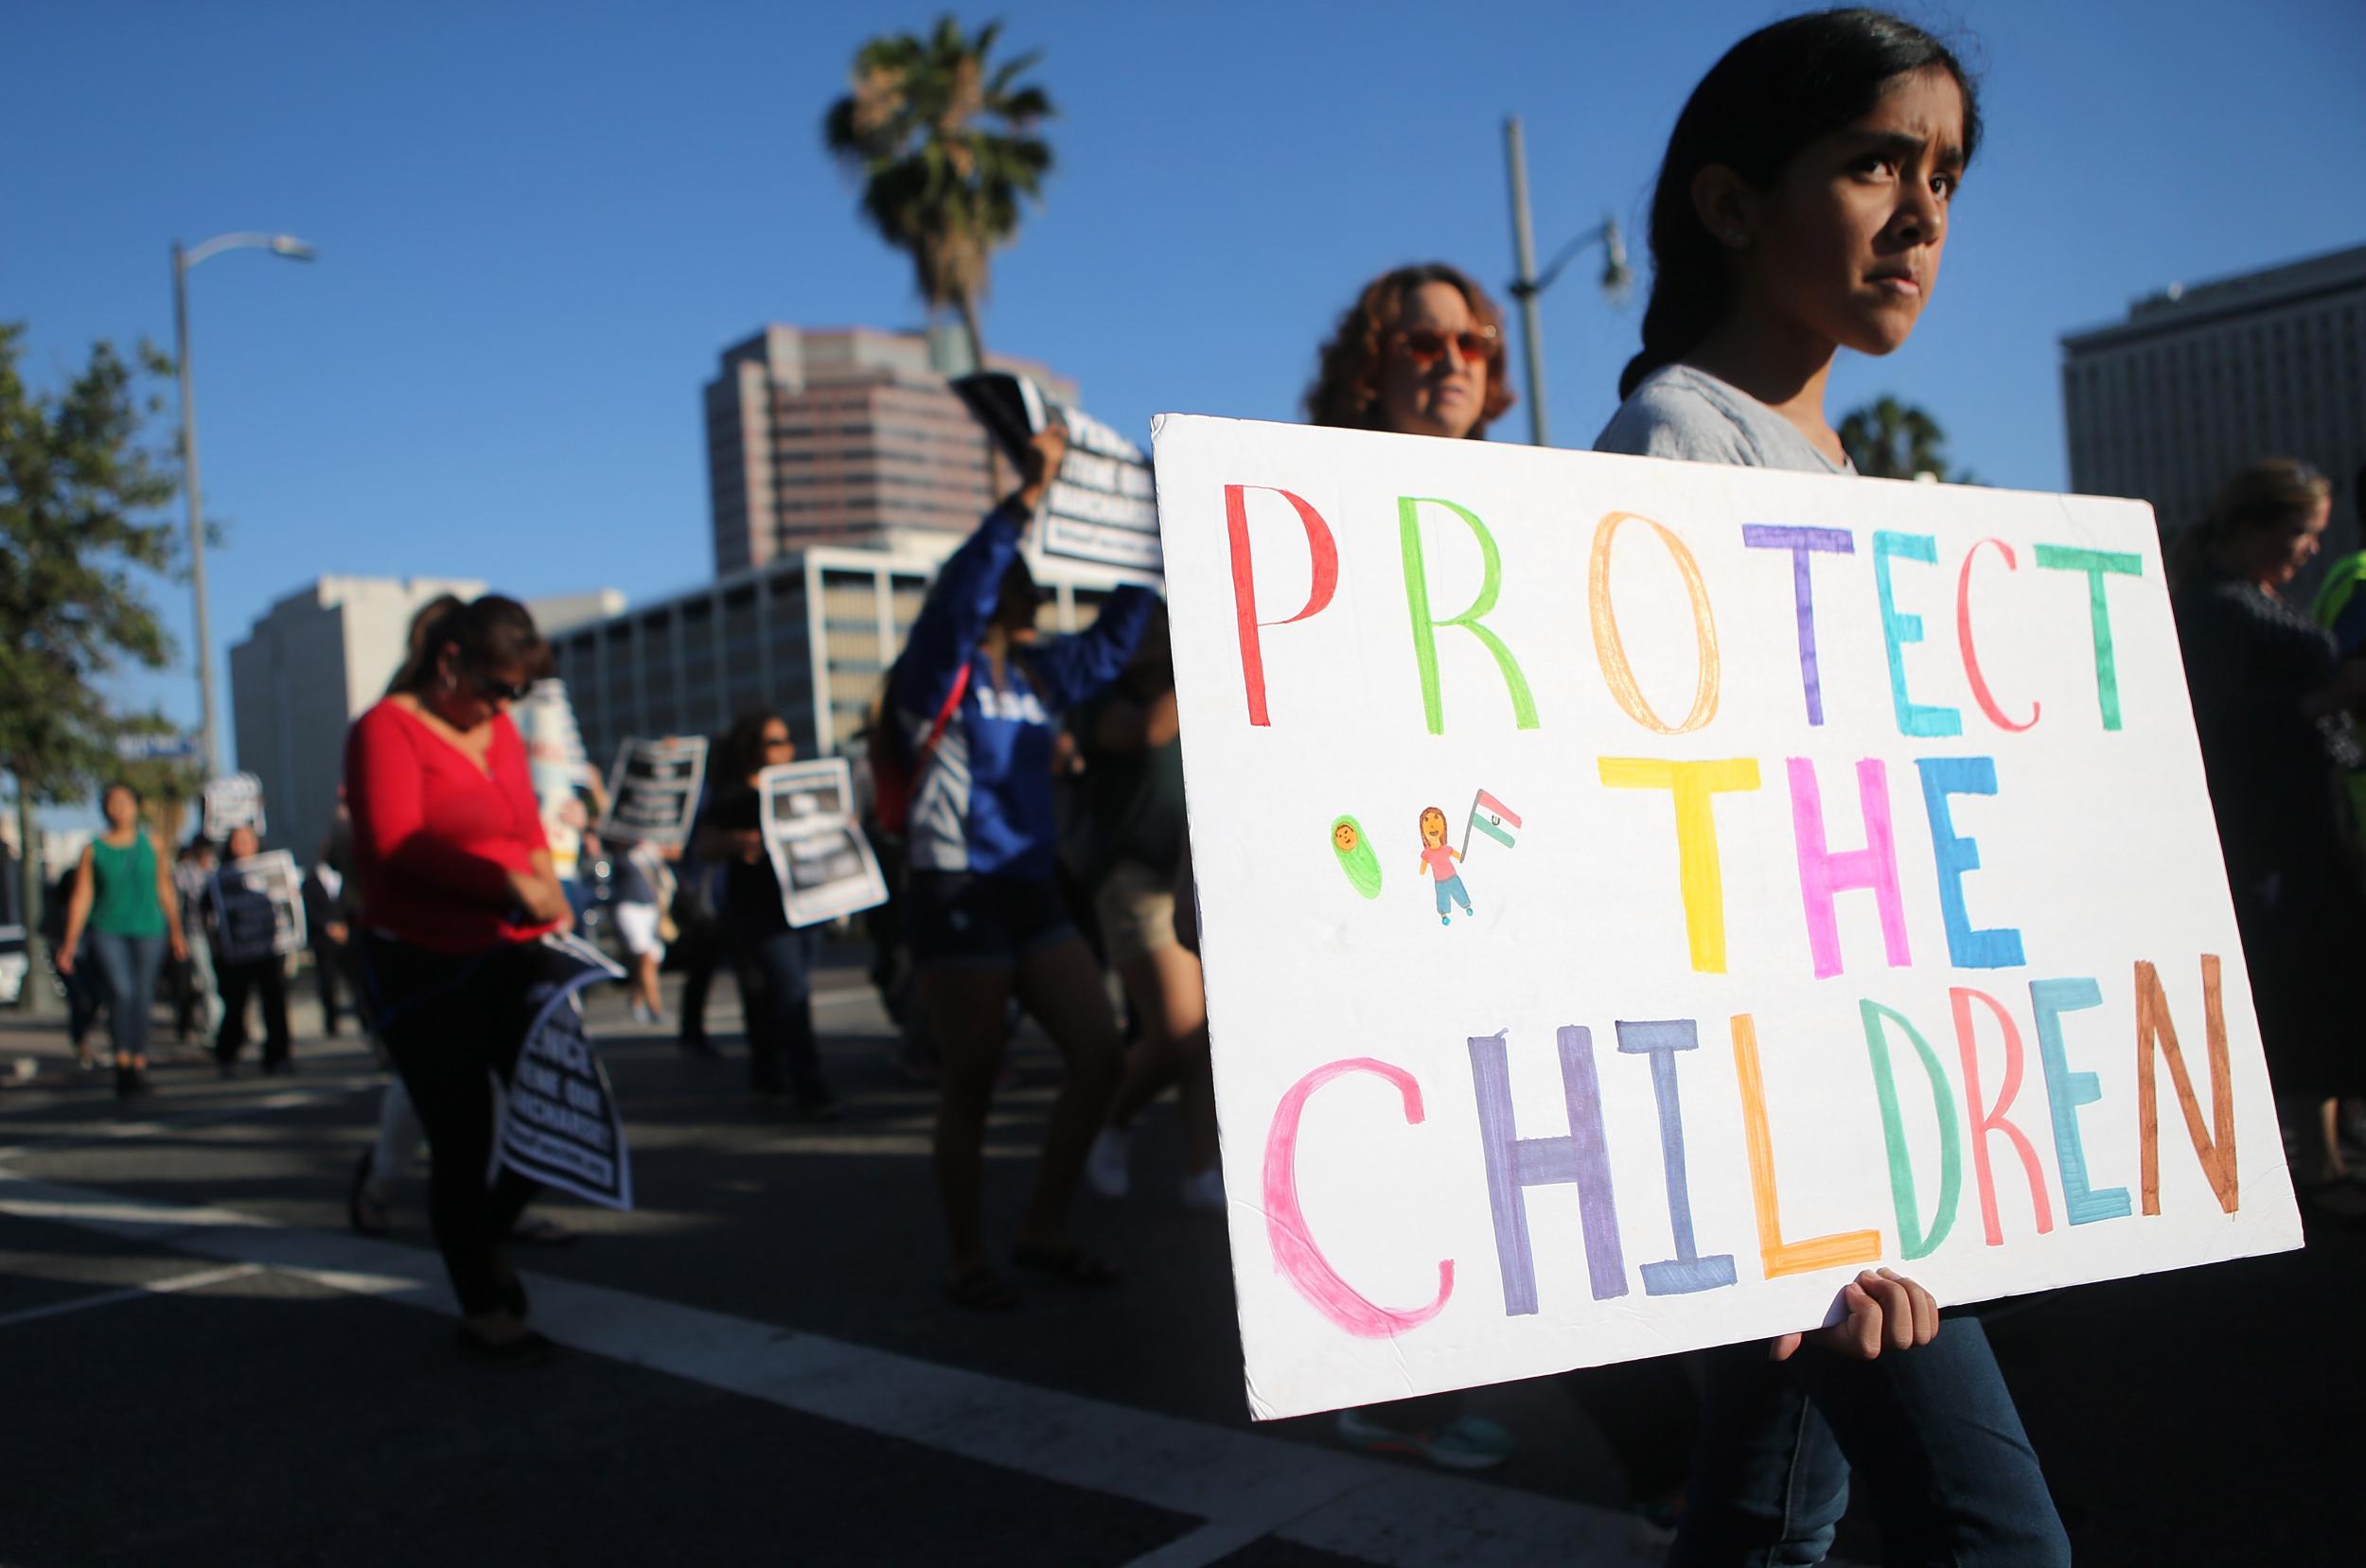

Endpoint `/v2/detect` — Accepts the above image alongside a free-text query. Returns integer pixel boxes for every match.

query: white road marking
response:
[0,1164,1674,1568]
[0,1261,264,1330]
[0,1078,377,1162]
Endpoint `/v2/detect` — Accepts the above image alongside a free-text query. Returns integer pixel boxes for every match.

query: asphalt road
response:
[3,955,2360,1567]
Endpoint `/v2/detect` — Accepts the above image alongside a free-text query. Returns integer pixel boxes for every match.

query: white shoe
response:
[1086,1126,1131,1198]
[1179,1166,1227,1213]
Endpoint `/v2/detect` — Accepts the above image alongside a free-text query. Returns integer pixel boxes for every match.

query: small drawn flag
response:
[1464,788,1522,853]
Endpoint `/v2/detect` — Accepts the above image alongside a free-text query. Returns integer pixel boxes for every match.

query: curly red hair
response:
[1303,263,1517,436]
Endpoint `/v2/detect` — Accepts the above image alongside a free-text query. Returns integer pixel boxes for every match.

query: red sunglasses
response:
[1388,326,1500,367]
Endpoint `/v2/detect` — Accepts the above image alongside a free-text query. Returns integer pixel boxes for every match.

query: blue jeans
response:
[1433,874,1472,917]
[1670,1317,2069,1566]
[729,925,827,1102]
[85,930,165,1064]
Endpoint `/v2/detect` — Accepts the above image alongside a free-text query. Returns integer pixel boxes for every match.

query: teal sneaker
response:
[1334,1409,1514,1471]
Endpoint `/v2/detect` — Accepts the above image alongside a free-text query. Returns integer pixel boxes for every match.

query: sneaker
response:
[1086,1126,1131,1198]
[1178,1166,1227,1213]
[1334,1409,1513,1471]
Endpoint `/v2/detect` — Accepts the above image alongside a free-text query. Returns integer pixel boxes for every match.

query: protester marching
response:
[11,8,2366,1566]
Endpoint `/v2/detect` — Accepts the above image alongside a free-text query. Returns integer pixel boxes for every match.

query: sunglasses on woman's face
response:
[762,732,793,749]
[1389,327,1499,368]
[472,673,534,705]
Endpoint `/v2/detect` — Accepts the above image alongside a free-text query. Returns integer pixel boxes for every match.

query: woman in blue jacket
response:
[892,424,1158,1309]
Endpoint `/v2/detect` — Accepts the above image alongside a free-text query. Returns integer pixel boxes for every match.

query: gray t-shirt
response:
[1592,363,1849,476]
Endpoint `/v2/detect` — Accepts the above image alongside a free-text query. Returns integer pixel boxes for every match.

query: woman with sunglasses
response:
[345,593,574,1365]
[1295,262,1529,1470]
[894,422,1159,1309]
[694,711,835,1114]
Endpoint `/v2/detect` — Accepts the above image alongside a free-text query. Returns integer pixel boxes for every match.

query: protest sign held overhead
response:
[954,371,1160,580]
[202,773,267,841]
[756,758,889,929]
[599,736,708,848]
[210,850,306,965]
[1150,414,2303,1422]
[496,931,633,1209]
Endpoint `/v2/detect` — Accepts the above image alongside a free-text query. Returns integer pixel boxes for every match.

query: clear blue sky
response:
[8,0,2363,808]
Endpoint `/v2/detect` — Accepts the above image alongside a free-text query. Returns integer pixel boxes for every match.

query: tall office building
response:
[703,324,1077,574]
[228,577,622,862]
[2061,242,2366,556]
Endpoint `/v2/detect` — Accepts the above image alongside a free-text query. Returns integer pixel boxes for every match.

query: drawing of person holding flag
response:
[1414,806,1473,925]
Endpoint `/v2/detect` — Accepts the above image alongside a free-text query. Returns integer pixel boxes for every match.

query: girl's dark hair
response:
[722,709,788,781]
[386,593,551,697]
[2166,457,2332,590]
[1305,262,1516,434]
[1619,8,1982,398]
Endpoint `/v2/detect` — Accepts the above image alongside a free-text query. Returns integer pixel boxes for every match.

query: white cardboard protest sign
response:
[516,679,594,877]
[202,773,267,842]
[210,850,306,964]
[600,736,708,848]
[756,759,889,929]
[1150,414,2303,1422]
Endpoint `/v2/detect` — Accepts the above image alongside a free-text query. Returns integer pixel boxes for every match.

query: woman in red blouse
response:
[345,594,573,1365]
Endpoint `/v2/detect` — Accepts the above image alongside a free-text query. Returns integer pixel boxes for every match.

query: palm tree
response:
[1838,396,1972,483]
[822,16,1053,374]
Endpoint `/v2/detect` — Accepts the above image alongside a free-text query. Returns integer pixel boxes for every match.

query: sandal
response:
[1011,1242,1121,1286]
[944,1266,1019,1312]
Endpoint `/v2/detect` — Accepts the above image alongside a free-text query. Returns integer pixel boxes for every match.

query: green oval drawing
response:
[1332,815,1384,899]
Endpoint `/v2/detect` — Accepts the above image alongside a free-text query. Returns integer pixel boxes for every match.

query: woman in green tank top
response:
[59,782,186,1095]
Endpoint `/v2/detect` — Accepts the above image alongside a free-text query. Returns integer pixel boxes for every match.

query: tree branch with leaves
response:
[1,321,187,1008]
[823,14,1055,374]
[1837,395,1976,484]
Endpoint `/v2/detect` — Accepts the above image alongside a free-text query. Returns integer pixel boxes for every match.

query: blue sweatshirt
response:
[891,504,1157,880]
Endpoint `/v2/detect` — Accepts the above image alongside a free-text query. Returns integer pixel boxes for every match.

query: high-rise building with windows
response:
[544,537,1128,771]
[704,325,1077,575]
[2061,242,2366,555]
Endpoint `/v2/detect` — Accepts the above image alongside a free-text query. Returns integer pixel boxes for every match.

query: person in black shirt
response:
[694,711,836,1117]
[2171,457,2366,1210]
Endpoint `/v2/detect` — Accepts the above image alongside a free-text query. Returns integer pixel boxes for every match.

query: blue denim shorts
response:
[902,871,1075,970]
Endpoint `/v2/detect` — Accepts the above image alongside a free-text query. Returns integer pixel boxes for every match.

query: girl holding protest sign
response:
[58,781,186,1098]
[346,594,574,1365]
[892,421,1158,1310]
[1595,10,2069,1563]
[205,823,295,1076]
[694,711,834,1114]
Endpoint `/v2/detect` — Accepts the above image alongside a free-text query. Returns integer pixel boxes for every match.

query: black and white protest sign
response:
[210,850,306,965]
[757,759,889,928]
[495,931,632,1209]
[202,773,267,841]
[598,735,708,847]
[952,371,1160,579]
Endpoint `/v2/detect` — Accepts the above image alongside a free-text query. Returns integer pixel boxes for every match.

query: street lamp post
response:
[1502,117,1631,449]
[172,232,316,779]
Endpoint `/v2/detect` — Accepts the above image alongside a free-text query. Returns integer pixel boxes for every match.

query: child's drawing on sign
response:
[1331,815,1383,899]
[1461,788,1522,857]
[1415,805,1473,925]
